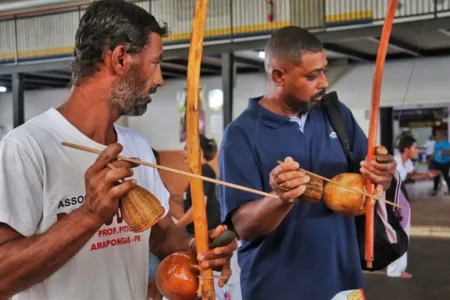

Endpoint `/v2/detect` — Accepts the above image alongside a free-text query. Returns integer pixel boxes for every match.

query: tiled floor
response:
[364,238,450,300]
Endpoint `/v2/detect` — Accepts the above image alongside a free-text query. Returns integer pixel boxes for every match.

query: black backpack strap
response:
[321,91,354,171]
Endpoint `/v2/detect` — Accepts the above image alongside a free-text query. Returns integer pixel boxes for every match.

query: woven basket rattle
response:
[107,163,165,232]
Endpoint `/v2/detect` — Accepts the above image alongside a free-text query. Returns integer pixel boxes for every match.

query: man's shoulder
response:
[223,109,255,140]
[115,125,155,159]
[202,163,215,175]
[405,159,414,169]
[435,141,448,149]
[231,107,256,125]
[330,97,353,117]
[115,125,149,145]
[1,110,56,147]
[318,95,354,125]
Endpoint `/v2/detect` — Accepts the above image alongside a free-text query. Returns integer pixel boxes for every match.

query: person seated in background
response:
[388,135,439,279]
[431,129,450,196]
[175,134,221,232]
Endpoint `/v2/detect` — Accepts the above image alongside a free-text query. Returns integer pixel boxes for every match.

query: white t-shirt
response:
[0,108,169,300]
[424,140,436,156]
[394,153,415,181]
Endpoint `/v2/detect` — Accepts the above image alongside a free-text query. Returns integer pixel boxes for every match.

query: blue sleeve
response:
[218,124,264,223]
[433,142,441,161]
[434,141,450,163]
[339,102,368,167]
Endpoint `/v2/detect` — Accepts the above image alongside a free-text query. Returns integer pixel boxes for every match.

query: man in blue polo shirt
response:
[218,26,397,300]
[431,128,450,196]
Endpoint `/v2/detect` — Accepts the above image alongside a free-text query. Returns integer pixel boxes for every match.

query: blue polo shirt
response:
[433,140,450,164]
[218,97,368,300]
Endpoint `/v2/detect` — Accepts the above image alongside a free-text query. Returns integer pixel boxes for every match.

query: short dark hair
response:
[72,0,168,84]
[200,134,218,161]
[264,26,323,71]
[398,136,417,153]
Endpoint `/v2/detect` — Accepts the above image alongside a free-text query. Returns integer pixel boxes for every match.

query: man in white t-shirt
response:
[395,136,439,183]
[389,135,439,279]
[0,1,237,299]
[423,134,437,173]
[424,136,436,159]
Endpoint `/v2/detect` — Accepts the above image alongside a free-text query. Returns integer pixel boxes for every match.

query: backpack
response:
[321,91,410,271]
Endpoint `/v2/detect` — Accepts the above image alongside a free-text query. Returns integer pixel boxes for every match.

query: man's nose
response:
[155,66,164,87]
[318,72,329,90]
[156,67,164,86]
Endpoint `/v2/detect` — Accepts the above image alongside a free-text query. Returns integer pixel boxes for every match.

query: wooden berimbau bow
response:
[185,0,215,299]
[365,0,399,269]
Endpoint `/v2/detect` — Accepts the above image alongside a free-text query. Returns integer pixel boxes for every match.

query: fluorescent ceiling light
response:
[0,86,7,93]
[258,51,265,59]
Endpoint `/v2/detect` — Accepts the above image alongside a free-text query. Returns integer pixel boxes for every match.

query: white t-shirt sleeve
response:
[0,139,43,237]
[394,153,415,181]
[394,153,407,181]
[404,159,415,174]
[424,140,436,155]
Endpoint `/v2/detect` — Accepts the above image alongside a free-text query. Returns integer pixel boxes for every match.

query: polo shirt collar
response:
[247,96,309,129]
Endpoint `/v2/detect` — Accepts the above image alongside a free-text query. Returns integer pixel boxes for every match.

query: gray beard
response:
[120,97,149,116]
[109,72,151,117]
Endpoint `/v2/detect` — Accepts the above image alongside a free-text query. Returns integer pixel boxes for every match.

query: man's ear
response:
[110,45,133,75]
[271,68,285,86]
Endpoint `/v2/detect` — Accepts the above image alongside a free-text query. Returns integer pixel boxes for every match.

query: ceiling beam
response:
[317,17,450,43]
[0,80,10,87]
[24,82,55,89]
[233,56,264,70]
[50,69,72,75]
[162,17,450,56]
[0,59,71,75]
[1,17,450,75]
[24,77,69,86]
[366,36,422,57]
[161,61,221,74]
[323,43,372,62]
[0,80,62,91]
[201,55,257,69]
[162,70,186,78]
[26,71,72,80]
[200,56,223,66]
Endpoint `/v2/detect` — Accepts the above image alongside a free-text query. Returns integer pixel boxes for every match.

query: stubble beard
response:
[109,67,152,117]
[288,89,326,113]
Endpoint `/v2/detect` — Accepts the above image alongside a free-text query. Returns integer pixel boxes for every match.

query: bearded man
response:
[0,1,236,299]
